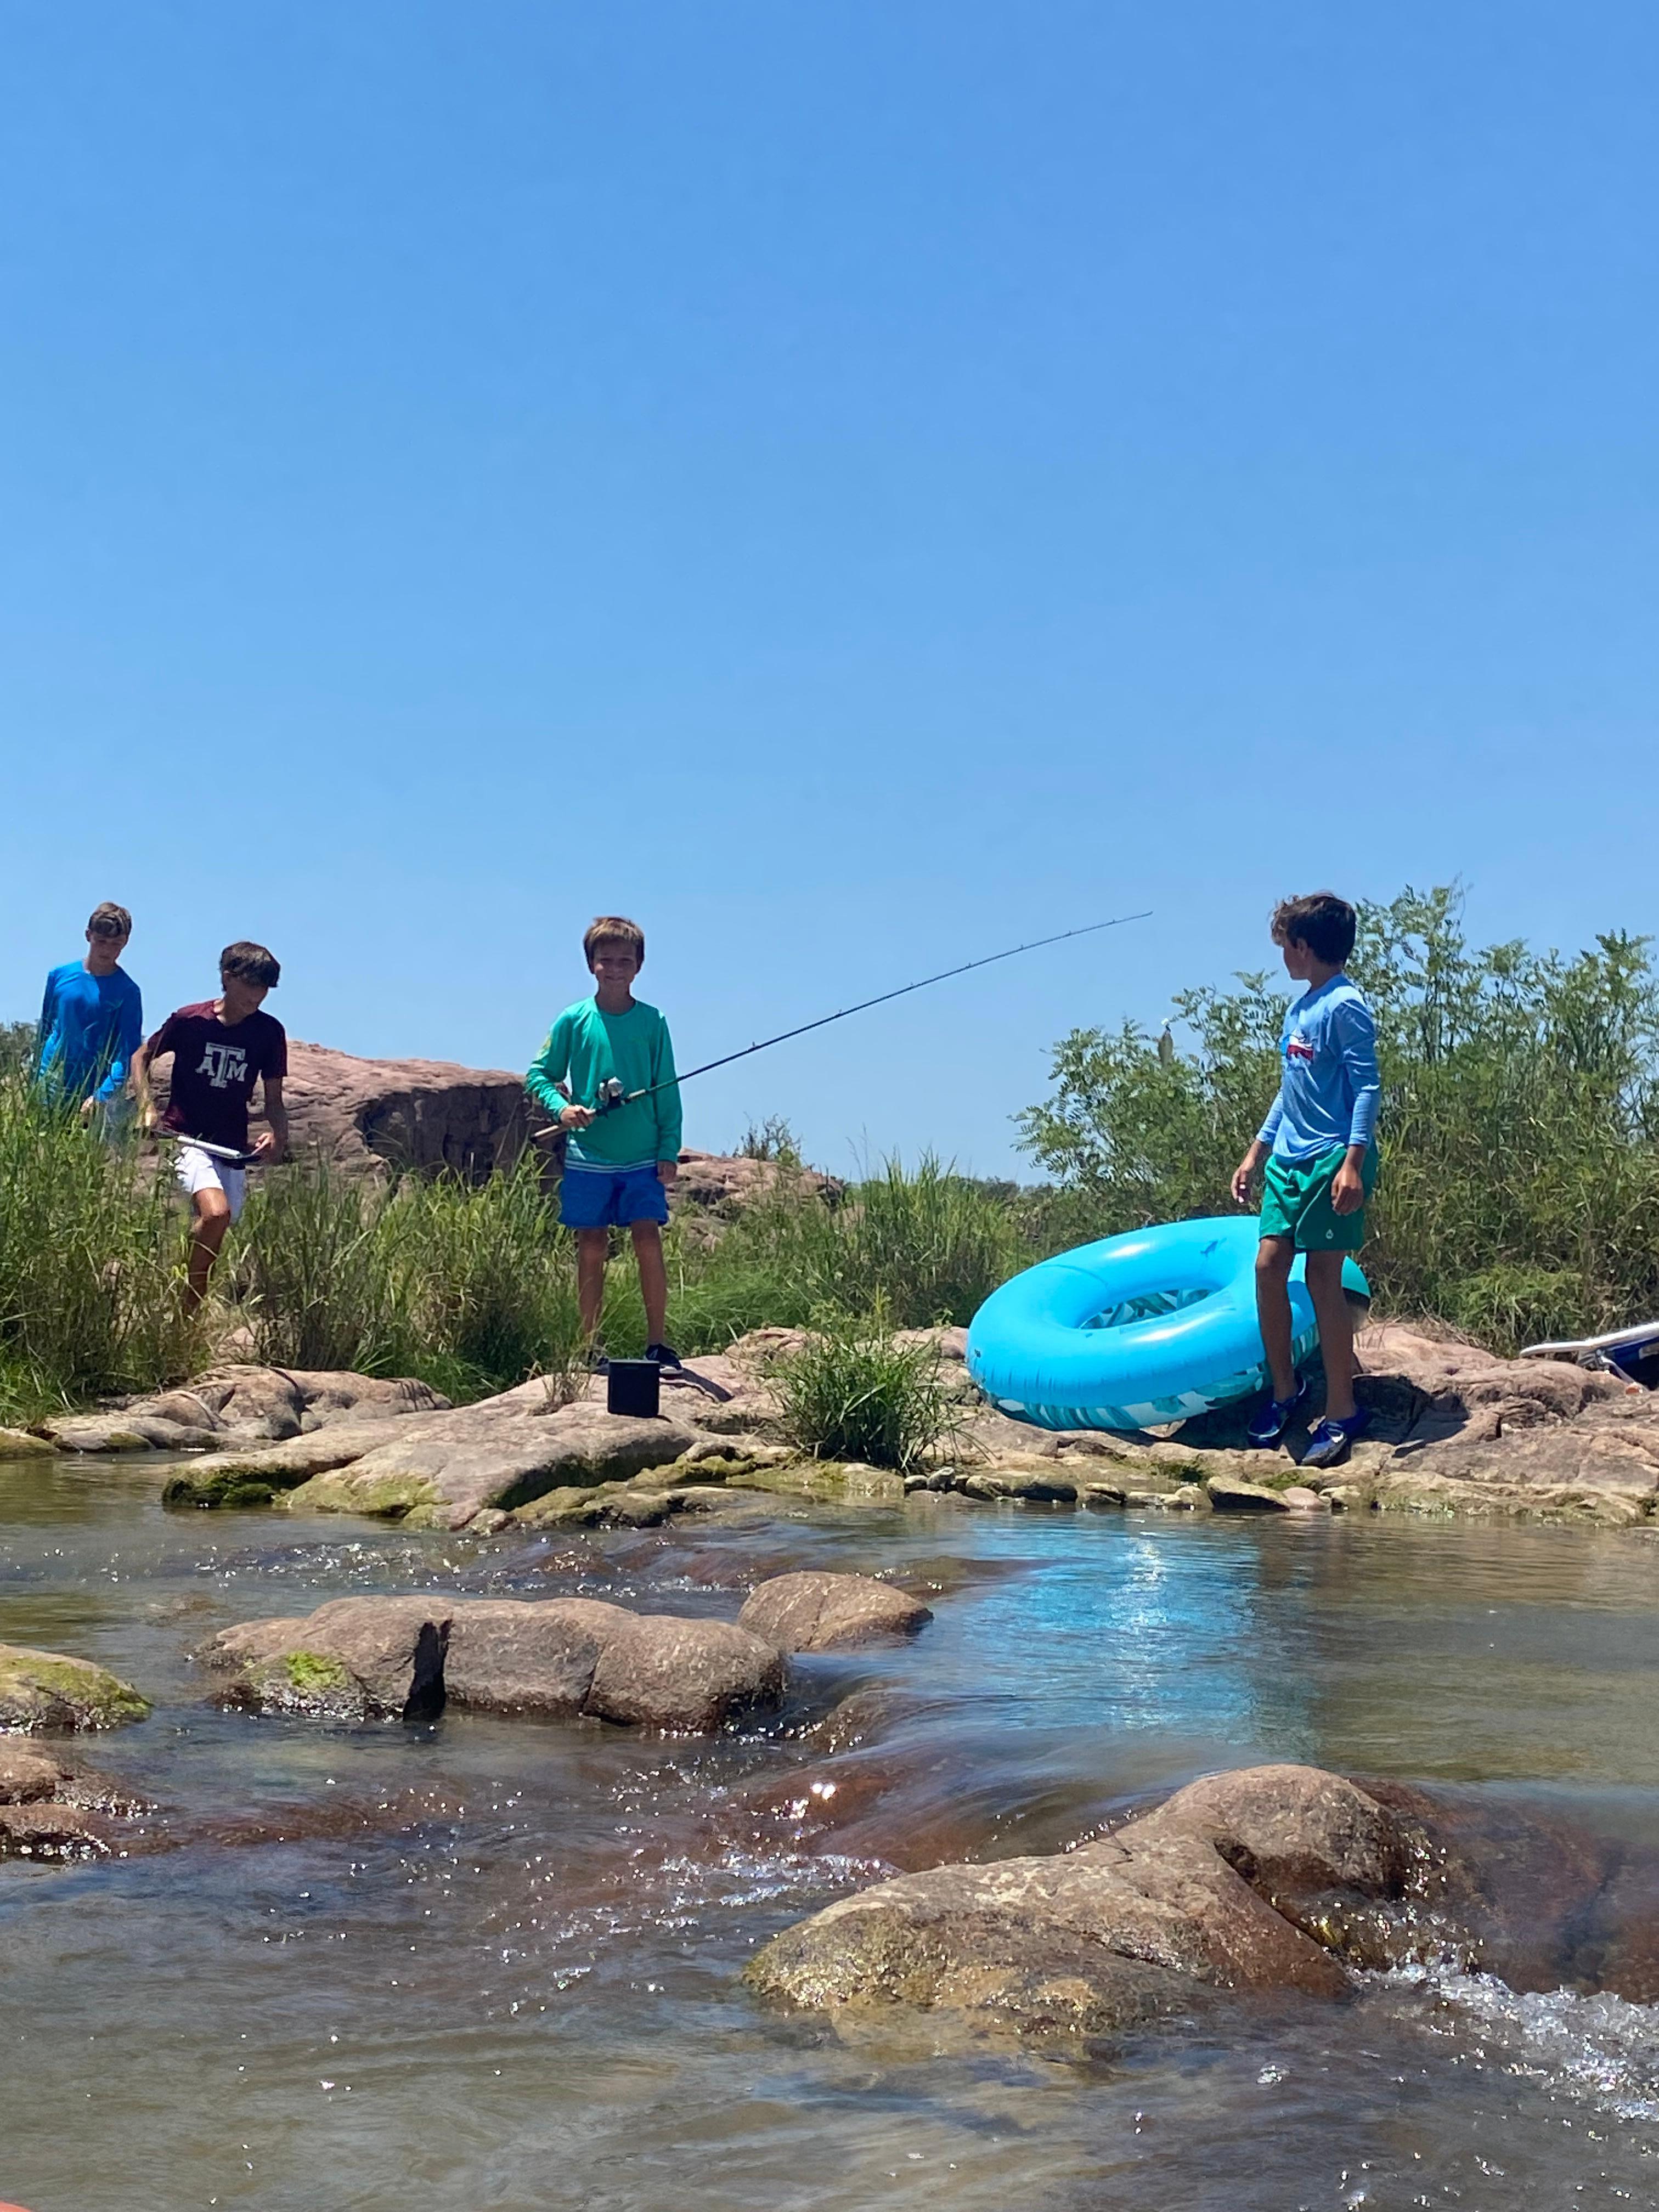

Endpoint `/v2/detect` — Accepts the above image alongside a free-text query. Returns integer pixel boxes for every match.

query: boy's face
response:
[221,971,271,1021]
[589,944,641,993]
[1278,934,1321,983]
[84,924,129,974]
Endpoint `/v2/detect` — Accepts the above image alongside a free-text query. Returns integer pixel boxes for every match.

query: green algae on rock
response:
[0,1644,151,1732]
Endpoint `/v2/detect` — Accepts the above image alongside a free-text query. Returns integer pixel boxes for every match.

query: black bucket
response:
[606,1358,661,1419]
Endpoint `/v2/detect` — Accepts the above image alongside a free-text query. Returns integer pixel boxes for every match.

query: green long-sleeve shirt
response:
[524,996,683,1166]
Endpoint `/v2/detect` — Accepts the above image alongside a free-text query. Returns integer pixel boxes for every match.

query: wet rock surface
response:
[205,1592,786,1732]
[744,1760,1659,2050]
[0,1643,151,1732]
[737,1571,933,1652]
[0,1742,153,1859]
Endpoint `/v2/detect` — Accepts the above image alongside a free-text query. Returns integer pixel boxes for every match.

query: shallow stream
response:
[2,1455,1657,2209]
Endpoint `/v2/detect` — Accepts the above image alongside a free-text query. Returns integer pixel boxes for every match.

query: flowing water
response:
[2,1454,1657,2210]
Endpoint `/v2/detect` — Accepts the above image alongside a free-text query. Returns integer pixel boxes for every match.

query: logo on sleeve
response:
[196,1042,249,1090]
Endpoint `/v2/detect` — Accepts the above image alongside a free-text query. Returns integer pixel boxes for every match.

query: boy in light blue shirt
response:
[1231,891,1381,1468]
[36,901,143,1128]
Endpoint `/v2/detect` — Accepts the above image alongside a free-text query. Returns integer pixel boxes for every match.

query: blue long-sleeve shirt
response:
[1256,975,1381,1160]
[36,960,144,1105]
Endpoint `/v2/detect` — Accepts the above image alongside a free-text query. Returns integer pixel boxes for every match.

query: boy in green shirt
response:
[526,916,683,1365]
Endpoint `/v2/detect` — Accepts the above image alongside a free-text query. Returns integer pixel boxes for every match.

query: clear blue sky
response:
[3,4,1655,1177]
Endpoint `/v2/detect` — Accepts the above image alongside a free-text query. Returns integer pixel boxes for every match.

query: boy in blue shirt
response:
[1231,891,1381,1469]
[36,901,143,1128]
[526,916,683,1366]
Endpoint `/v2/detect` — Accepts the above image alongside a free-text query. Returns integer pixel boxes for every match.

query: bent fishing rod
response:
[540,910,1152,1126]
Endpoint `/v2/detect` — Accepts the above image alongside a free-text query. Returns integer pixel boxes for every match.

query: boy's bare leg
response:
[630,1221,668,1346]
[1305,1250,1357,1421]
[1253,1234,1297,1401]
[576,1228,609,1340]
[184,1190,232,1316]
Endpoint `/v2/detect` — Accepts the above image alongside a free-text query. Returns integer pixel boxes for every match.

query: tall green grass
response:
[227,1154,589,1404]
[0,1082,193,1422]
[769,1304,956,1470]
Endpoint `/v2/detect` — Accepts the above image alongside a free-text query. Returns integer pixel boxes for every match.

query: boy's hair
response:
[1271,892,1357,967]
[220,941,281,988]
[87,901,132,939]
[583,915,645,968]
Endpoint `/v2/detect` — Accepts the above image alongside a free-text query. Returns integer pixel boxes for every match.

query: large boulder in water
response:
[204,1592,785,1733]
[0,1644,151,1733]
[737,1572,933,1652]
[745,1763,1465,2050]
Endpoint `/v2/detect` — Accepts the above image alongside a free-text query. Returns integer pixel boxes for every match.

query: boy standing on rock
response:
[132,941,289,1313]
[1231,892,1381,1470]
[526,916,682,1367]
[35,901,144,1128]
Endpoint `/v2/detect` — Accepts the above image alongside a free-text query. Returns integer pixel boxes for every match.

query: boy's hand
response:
[657,1159,678,1188]
[1330,1152,1367,1215]
[559,1104,596,1131]
[79,1096,97,1126]
[251,1131,283,1163]
[1231,1144,1265,1206]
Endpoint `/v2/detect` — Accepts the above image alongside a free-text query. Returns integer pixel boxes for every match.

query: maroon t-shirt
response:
[145,1001,287,1152]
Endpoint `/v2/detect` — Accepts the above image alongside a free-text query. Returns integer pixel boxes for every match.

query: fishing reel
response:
[595,1077,626,1115]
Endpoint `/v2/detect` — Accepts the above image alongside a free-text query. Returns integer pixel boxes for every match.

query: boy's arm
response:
[1231,1092,1284,1206]
[651,1015,682,1178]
[1338,1002,1381,1150]
[524,1014,571,1115]
[96,981,144,1104]
[35,970,59,1074]
[1328,1003,1380,1215]
[526,1012,591,1130]
[130,1018,173,1132]
[254,1076,289,1162]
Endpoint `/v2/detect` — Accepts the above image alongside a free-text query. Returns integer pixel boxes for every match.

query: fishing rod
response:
[540,910,1152,1127]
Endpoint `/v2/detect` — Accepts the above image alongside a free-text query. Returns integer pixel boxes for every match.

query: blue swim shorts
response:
[559,1159,669,1230]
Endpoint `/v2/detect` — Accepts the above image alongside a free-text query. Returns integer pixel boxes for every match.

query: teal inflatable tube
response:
[965,1215,1369,1433]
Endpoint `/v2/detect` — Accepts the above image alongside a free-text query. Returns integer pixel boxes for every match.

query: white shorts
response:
[173,1144,248,1222]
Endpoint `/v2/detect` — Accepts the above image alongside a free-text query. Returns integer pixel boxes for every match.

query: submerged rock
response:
[0,1742,153,1859]
[205,1592,785,1733]
[0,1644,151,1733]
[737,1572,933,1653]
[744,1763,1475,2051]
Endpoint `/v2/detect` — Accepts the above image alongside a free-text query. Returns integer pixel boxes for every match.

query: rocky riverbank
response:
[16,1318,1658,1531]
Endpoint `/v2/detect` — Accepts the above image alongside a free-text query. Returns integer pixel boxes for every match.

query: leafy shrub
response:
[769,1307,955,1470]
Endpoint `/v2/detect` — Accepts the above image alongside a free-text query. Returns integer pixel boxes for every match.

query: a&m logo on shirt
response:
[1286,1031,1316,1063]
[196,1042,249,1090]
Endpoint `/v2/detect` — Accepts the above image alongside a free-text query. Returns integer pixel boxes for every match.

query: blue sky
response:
[3,3,1655,1176]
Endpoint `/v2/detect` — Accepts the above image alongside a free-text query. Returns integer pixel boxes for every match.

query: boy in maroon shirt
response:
[133,941,289,1313]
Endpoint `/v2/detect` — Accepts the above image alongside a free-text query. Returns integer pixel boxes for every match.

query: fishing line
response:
[548,910,1152,1123]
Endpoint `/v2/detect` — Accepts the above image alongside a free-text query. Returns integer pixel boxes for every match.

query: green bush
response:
[769,1306,955,1470]
[1017,885,1659,1350]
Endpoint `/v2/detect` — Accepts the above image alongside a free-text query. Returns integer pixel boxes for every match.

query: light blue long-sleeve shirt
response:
[36,960,144,1105]
[1256,975,1381,1160]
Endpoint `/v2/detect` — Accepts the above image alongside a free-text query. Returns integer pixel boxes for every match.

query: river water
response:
[2,1454,1657,2210]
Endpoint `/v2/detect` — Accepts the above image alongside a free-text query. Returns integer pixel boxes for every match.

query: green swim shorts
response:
[1260,1142,1376,1252]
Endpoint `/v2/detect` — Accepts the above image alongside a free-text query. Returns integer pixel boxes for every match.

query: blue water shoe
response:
[1246,1379,1309,1447]
[1301,1409,1372,1470]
